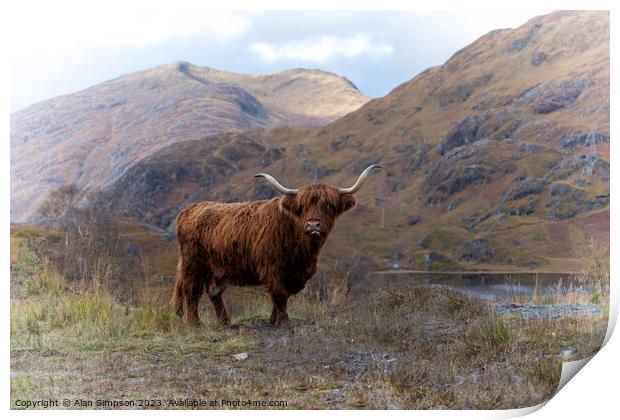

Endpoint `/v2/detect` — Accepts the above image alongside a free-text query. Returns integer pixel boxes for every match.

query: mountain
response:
[101,11,609,272]
[10,62,369,222]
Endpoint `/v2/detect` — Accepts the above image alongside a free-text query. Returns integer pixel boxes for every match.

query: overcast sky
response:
[9,5,549,111]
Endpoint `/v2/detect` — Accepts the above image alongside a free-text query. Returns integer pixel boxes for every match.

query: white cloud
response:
[7,1,253,61]
[249,34,393,63]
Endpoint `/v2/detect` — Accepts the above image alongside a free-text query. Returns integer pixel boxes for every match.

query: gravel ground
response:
[495,303,602,320]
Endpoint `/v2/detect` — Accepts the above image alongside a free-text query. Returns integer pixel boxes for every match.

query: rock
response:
[549,183,570,196]
[547,154,609,180]
[516,143,539,153]
[449,167,486,194]
[561,347,575,360]
[504,23,542,54]
[424,252,441,265]
[501,177,546,202]
[406,215,421,226]
[232,352,248,361]
[504,199,538,216]
[545,183,588,220]
[460,209,493,231]
[254,182,278,200]
[366,108,387,125]
[559,131,609,150]
[495,303,602,320]
[445,146,476,160]
[457,237,495,262]
[259,147,284,167]
[472,138,492,148]
[442,115,487,151]
[514,79,592,114]
[531,52,548,66]
[392,146,428,173]
[546,204,581,220]
[585,195,609,211]
[417,237,429,249]
[437,84,472,108]
[408,149,428,172]
[425,149,515,204]
[447,201,460,211]
[534,91,581,113]
[427,165,485,201]
[331,134,361,151]
[437,74,492,107]
[441,112,519,153]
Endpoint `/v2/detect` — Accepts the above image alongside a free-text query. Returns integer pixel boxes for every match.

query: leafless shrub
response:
[37,184,147,298]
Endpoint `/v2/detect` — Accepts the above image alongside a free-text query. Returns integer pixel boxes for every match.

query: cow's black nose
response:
[306,220,321,231]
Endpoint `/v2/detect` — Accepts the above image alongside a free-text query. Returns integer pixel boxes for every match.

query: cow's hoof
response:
[272,318,291,329]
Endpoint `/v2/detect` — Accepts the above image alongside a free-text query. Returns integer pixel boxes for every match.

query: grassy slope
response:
[10,240,607,409]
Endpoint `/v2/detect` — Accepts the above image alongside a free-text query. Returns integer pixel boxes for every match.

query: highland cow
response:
[170,164,381,327]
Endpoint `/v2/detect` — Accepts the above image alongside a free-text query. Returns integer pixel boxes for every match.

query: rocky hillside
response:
[11,62,369,222]
[102,11,609,272]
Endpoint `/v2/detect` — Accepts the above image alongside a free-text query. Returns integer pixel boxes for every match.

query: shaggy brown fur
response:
[171,184,357,326]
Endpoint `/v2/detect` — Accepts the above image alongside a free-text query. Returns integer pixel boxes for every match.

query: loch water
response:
[368,271,592,301]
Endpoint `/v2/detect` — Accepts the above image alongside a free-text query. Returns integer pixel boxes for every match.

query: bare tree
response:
[38,184,82,246]
[37,184,143,292]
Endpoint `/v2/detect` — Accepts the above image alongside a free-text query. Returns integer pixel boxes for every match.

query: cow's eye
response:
[297,205,304,214]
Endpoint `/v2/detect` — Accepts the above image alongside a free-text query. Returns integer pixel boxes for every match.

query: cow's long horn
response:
[254,173,299,195]
[338,164,382,194]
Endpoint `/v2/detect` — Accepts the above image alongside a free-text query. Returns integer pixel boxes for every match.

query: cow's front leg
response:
[270,294,289,327]
[209,292,230,326]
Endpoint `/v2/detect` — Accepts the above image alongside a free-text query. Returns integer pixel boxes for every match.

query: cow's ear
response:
[279,195,297,213]
[340,193,356,212]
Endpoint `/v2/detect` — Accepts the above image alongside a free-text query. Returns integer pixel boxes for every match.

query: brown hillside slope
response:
[104,11,610,271]
[10,63,369,222]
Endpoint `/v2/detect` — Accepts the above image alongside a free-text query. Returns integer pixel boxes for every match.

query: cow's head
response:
[255,164,381,241]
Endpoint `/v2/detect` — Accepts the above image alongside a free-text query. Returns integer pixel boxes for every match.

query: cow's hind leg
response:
[171,279,185,318]
[184,274,205,326]
[170,261,185,318]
